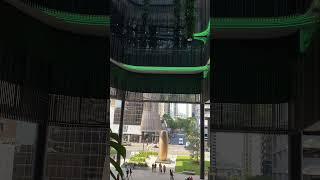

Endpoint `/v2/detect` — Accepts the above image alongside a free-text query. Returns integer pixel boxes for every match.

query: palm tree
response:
[103,130,126,180]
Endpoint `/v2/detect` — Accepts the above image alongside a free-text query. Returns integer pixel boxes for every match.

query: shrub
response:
[128,151,158,167]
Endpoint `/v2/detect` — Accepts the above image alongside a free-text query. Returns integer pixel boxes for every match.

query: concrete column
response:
[117,94,125,164]
[128,134,131,142]
[142,132,145,151]
[200,102,205,180]
[33,121,48,180]
[33,94,49,180]
[288,131,302,180]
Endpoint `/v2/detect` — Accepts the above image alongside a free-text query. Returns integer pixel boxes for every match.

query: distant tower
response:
[140,94,162,144]
[210,132,217,173]
[242,134,262,178]
[140,102,161,134]
[242,134,252,177]
[261,135,272,176]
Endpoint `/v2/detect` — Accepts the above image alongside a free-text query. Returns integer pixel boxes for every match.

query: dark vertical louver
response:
[19,0,109,15]
[211,103,289,133]
[211,0,313,17]
[210,34,299,133]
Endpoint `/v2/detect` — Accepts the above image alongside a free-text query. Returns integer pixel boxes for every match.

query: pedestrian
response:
[170,169,174,180]
[151,163,154,172]
[130,168,132,177]
[163,165,166,174]
[155,163,157,172]
[159,163,162,173]
[126,168,129,178]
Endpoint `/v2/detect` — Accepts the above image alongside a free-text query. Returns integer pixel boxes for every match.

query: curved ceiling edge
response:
[3,0,109,37]
[210,15,319,39]
[210,0,320,39]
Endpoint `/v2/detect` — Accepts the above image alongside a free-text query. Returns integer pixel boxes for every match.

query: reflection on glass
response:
[303,135,320,179]
[0,119,37,180]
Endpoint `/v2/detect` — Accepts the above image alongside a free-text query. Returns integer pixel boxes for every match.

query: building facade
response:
[272,135,289,180]
[242,134,262,178]
[261,135,273,176]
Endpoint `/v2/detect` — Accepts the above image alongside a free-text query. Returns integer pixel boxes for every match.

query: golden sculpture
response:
[159,130,168,161]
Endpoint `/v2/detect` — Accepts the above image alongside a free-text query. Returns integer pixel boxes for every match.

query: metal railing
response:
[111,35,209,67]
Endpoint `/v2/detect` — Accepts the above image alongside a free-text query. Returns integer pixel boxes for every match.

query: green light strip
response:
[26,0,319,27]
[193,36,208,44]
[28,5,110,25]
[193,21,211,37]
[123,64,209,72]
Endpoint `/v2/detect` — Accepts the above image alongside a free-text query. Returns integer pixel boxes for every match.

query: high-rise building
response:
[113,100,143,126]
[0,119,38,180]
[210,131,217,173]
[272,135,289,180]
[158,103,166,120]
[0,119,16,144]
[242,134,262,177]
[261,135,273,176]
[46,126,107,180]
[141,102,162,137]
[167,103,193,119]
[0,118,16,180]
[111,98,163,142]
[214,133,243,179]
[192,104,201,122]
[204,103,210,140]
[110,99,143,142]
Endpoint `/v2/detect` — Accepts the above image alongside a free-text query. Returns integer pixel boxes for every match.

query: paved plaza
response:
[111,142,210,180]
[111,169,202,180]
[123,169,202,180]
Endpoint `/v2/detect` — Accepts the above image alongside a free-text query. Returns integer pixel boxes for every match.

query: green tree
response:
[163,113,178,130]
[187,129,200,161]
[185,117,197,133]
[175,116,197,133]
[162,114,200,160]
